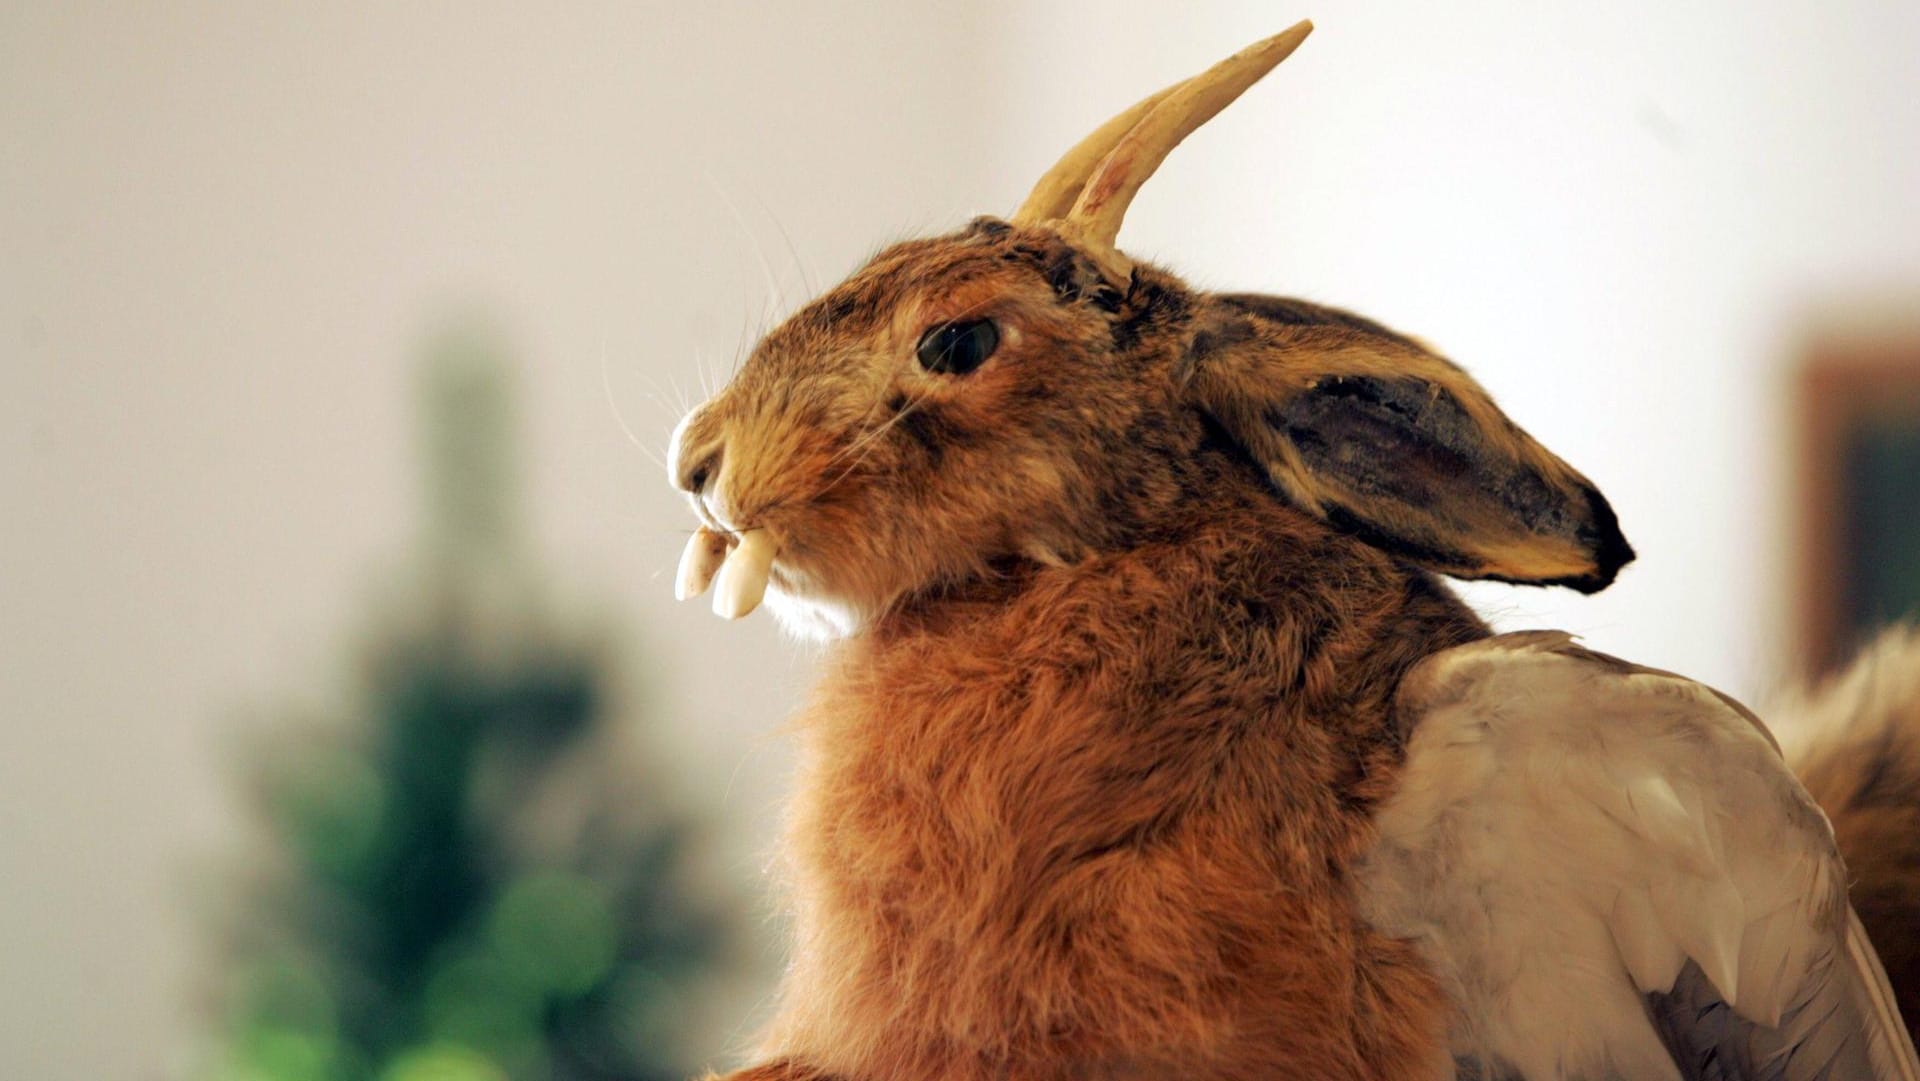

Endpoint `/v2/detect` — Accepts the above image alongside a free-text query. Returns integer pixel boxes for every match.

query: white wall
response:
[4,2,1918,1078]
[1,4,1012,1076]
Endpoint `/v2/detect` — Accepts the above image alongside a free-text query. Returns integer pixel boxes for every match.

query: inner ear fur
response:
[1180,294,1634,593]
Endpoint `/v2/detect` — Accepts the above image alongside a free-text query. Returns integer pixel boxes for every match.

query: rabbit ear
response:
[1181,296,1634,592]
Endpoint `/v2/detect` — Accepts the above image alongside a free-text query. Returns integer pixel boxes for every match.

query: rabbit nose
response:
[673,442,722,495]
[668,410,724,495]
[668,445,714,495]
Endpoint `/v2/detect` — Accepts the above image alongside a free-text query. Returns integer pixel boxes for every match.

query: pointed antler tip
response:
[1063,18,1316,253]
[1244,20,1315,65]
[1011,18,1317,283]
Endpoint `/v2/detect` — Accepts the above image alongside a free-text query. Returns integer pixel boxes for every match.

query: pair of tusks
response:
[677,527,777,619]
[1009,19,1312,282]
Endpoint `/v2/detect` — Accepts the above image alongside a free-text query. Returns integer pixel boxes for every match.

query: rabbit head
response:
[669,21,1632,639]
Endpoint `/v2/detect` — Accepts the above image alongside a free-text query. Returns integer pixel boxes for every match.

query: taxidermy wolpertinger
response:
[665,20,1920,1081]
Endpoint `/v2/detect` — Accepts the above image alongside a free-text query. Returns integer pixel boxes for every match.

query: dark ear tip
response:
[1563,486,1635,594]
[1463,484,1634,594]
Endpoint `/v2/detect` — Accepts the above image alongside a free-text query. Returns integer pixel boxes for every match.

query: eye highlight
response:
[915,319,1000,376]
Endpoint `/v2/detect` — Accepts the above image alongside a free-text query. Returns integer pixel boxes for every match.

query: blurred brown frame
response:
[1795,332,1920,678]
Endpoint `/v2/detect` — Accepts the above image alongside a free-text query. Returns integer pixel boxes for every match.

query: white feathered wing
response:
[1357,631,1920,1081]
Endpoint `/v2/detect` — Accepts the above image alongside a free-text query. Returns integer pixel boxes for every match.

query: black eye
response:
[915,319,999,376]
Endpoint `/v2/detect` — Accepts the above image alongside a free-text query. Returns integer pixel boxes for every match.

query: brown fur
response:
[1786,627,1920,1043]
[671,217,1634,1079]
[766,489,1484,1080]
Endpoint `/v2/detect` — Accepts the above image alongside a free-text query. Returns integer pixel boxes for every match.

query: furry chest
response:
[787,650,1334,1026]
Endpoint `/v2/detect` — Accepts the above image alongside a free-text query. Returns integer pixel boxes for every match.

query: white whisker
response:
[748,187,816,298]
[600,337,669,474]
[704,168,789,317]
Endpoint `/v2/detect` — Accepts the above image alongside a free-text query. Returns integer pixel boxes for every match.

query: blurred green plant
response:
[212,326,727,1081]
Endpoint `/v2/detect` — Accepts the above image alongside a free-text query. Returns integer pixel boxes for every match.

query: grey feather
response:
[1357,633,1920,1081]
[1646,957,1874,1080]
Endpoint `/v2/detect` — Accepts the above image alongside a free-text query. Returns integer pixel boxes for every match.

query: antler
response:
[1012,20,1313,284]
[1010,84,1185,226]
